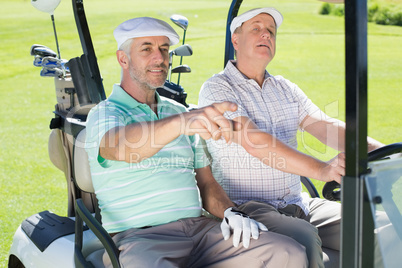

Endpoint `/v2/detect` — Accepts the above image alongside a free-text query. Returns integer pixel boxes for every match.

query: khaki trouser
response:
[238,198,341,268]
[104,216,308,268]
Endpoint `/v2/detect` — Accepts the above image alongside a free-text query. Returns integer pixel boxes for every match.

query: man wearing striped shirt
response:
[198,7,384,268]
[85,17,308,267]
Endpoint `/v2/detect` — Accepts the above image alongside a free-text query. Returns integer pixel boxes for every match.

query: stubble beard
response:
[128,60,168,91]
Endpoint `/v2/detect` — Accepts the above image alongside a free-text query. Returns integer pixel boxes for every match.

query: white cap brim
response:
[114,17,180,49]
[230,8,283,36]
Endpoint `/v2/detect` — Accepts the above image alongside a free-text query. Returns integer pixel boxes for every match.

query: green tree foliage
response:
[319,1,402,26]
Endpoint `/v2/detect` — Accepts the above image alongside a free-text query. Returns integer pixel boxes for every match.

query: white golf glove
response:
[221,207,268,248]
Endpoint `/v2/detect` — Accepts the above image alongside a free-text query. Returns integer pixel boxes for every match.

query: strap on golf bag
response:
[157,81,188,107]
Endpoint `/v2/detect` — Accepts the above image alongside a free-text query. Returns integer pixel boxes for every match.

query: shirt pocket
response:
[272,102,299,148]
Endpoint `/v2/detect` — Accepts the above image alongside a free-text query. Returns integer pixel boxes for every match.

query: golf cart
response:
[7,0,402,267]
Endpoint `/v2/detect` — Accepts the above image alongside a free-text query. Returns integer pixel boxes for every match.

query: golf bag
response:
[157,81,188,107]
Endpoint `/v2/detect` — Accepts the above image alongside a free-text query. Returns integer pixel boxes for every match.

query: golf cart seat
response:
[73,128,93,193]
[73,128,121,268]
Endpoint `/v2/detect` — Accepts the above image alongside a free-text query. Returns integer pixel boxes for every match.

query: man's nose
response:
[261,29,271,39]
[152,49,165,64]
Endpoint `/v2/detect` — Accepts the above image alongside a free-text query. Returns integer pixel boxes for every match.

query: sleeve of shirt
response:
[85,102,126,168]
[280,77,321,129]
[198,76,249,121]
[191,134,210,169]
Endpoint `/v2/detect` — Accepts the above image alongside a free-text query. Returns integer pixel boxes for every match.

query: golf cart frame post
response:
[223,0,373,267]
[72,0,106,104]
[343,0,374,267]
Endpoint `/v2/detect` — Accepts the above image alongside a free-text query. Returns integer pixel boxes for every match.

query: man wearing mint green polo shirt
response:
[85,17,308,267]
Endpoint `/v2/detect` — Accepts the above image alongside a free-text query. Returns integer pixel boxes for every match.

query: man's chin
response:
[155,79,167,88]
[149,80,166,90]
[144,74,166,88]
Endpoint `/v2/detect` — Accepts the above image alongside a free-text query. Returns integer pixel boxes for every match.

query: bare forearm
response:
[368,136,385,152]
[302,114,384,153]
[196,167,235,219]
[312,121,383,152]
[245,131,325,180]
[202,186,235,219]
[304,117,346,152]
[307,121,384,152]
[101,114,182,162]
[318,120,346,152]
[101,101,240,163]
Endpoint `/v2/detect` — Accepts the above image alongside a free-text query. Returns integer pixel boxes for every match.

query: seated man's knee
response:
[286,220,320,245]
[261,232,308,267]
[276,238,308,268]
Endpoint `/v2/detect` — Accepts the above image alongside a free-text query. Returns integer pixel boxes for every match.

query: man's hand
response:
[181,102,241,144]
[221,207,268,248]
[319,152,345,184]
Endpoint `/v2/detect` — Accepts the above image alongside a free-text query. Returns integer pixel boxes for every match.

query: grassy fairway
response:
[1,0,401,265]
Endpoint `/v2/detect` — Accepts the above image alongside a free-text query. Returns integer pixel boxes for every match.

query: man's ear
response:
[116,50,129,69]
[232,33,239,51]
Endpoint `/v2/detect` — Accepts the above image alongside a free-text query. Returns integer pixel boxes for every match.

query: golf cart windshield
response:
[365,158,402,268]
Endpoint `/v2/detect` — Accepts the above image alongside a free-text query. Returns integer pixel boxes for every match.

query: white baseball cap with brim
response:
[114,17,180,49]
[230,7,283,36]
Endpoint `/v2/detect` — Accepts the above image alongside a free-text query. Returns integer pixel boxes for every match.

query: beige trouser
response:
[238,198,341,268]
[103,216,308,268]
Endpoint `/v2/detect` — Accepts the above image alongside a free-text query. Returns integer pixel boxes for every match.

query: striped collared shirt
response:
[85,84,208,233]
[198,61,319,214]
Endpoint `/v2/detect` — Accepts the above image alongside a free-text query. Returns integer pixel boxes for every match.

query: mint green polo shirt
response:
[85,84,209,233]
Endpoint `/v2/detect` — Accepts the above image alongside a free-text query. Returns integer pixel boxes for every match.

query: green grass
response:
[1,0,402,266]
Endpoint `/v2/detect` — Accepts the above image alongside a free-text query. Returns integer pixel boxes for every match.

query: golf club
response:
[42,56,69,71]
[33,56,43,67]
[167,44,193,82]
[170,14,189,85]
[30,44,47,56]
[171,65,191,74]
[32,46,57,58]
[31,0,62,59]
[170,14,189,39]
[172,44,193,57]
[40,67,63,77]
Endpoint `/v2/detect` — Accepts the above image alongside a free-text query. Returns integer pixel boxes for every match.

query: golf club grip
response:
[68,57,91,105]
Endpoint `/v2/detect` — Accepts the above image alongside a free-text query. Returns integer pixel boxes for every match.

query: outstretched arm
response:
[100,102,240,163]
[232,116,345,183]
[301,111,384,152]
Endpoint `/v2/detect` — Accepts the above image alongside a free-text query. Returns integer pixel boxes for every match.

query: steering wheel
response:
[322,142,402,201]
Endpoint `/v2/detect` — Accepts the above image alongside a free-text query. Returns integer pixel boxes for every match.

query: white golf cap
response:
[230,7,283,36]
[114,17,180,49]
